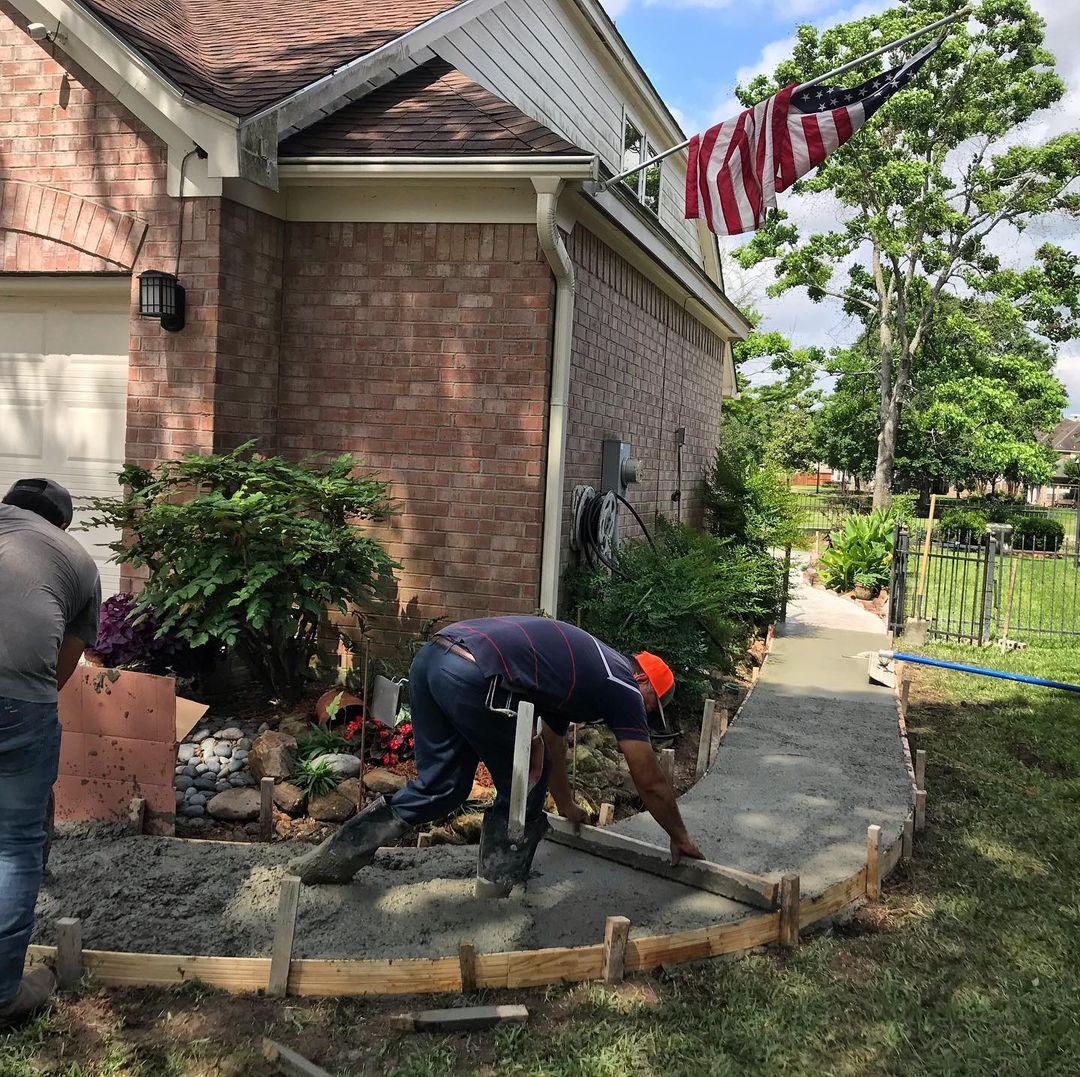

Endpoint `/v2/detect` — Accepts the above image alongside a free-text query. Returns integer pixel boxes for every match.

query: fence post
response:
[1073,486,1079,569]
[888,522,908,636]
[980,532,998,646]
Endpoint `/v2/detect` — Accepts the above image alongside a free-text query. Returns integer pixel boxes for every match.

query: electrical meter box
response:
[601,439,639,497]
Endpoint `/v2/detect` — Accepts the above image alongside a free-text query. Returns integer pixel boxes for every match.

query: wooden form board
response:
[22,832,904,999]
[545,815,778,910]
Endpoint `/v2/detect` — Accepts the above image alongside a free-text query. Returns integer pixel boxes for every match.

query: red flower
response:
[390,736,402,749]
[382,752,392,765]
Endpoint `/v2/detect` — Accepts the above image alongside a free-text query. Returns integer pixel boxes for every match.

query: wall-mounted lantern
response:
[138,270,185,332]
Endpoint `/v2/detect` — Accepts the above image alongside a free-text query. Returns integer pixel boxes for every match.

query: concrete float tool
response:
[870,651,1080,695]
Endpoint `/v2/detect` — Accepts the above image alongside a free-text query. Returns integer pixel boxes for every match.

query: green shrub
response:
[1008,514,1065,551]
[297,724,353,763]
[818,509,894,594]
[939,507,988,542]
[565,518,782,712]
[704,430,802,550]
[889,491,919,523]
[83,442,396,701]
[291,758,342,798]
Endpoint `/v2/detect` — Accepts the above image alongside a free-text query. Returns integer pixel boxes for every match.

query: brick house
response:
[0,0,748,628]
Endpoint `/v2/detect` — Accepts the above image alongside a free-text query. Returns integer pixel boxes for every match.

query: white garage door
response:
[0,278,130,595]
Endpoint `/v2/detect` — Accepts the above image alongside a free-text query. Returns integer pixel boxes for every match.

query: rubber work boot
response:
[475,803,550,898]
[0,968,55,1029]
[288,796,408,885]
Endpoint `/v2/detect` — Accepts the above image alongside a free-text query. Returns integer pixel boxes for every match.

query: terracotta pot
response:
[314,688,363,728]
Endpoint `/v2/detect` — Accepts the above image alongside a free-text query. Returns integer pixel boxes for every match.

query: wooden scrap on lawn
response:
[545,814,778,910]
[597,802,615,827]
[390,1004,529,1033]
[262,1037,333,1077]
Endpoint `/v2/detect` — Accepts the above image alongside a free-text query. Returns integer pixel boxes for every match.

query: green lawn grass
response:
[2,645,1079,1075]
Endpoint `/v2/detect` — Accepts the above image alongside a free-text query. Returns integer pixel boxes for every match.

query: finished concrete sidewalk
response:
[618,562,912,895]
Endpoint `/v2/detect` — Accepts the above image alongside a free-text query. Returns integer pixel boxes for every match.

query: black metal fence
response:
[889,522,1080,644]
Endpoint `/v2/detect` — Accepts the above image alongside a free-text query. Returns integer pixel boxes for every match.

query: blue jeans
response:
[391,643,550,826]
[0,698,60,1003]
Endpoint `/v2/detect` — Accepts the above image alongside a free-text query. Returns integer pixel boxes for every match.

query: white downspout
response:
[533,177,575,617]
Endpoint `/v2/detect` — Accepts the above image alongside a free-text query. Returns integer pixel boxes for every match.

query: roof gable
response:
[77,0,463,116]
[279,59,582,157]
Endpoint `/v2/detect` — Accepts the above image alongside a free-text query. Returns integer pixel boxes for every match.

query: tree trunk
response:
[872,398,900,511]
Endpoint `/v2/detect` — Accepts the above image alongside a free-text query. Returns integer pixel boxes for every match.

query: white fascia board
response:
[278,157,599,182]
[572,187,751,342]
[249,0,510,138]
[10,0,240,174]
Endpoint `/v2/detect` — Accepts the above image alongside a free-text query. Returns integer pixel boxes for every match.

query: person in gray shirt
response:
[0,479,100,1027]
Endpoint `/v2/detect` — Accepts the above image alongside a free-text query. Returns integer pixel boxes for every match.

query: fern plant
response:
[291,759,342,798]
[818,510,895,595]
[297,724,352,763]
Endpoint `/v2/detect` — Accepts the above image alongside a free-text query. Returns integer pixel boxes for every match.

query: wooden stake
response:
[900,676,911,718]
[902,814,914,861]
[601,915,631,984]
[390,1005,529,1033]
[260,777,275,841]
[55,917,82,990]
[597,802,615,828]
[508,700,535,843]
[778,875,800,950]
[865,825,882,900]
[915,493,938,619]
[458,943,477,993]
[695,699,716,779]
[571,723,578,792]
[915,788,927,832]
[915,749,926,792]
[268,875,300,998]
[128,796,146,834]
[659,748,675,786]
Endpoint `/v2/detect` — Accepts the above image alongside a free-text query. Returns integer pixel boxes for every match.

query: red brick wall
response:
[0,1,220,465]
[565,226,726,546]
[277,222,553,633]
[214,201,285,451]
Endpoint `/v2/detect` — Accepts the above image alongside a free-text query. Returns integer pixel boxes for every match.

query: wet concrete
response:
[34,571,910,958]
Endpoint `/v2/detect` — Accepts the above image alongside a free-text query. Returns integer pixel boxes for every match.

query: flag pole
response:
[596,5,971,192]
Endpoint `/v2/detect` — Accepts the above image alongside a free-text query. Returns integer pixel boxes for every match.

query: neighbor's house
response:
[1029,416,1080,506]
[0,0,749,626]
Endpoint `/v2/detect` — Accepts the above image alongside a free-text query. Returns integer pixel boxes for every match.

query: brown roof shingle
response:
[279,58,583,157]
[77,0,463,116]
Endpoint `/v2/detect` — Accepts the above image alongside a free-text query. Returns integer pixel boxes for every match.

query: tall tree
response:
[736,0,1080,508]
[815,294,1067,491]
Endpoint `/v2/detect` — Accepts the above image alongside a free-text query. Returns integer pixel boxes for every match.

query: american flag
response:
[685,37,942,236]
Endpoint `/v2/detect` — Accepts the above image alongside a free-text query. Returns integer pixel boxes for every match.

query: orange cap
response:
[633,651,675,705]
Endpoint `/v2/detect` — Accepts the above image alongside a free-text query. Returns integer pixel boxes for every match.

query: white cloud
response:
[600,0,633,16]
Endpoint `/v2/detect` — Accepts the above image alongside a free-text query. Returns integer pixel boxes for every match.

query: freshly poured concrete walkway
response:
[617,564,910,894]
[37,564,912,958]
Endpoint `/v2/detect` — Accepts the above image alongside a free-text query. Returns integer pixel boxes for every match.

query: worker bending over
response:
[290,615,702,892]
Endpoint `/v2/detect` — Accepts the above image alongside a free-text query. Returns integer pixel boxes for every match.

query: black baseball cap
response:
[3,478,74,529]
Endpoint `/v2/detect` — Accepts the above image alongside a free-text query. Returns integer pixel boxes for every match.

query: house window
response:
[620,111,661,216]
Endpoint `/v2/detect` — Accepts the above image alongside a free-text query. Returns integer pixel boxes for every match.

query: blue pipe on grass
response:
[881,651,1080,695]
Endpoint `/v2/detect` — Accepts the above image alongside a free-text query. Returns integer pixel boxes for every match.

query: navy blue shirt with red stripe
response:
[435,616,651,742]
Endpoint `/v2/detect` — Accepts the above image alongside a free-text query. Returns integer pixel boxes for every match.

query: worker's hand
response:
[670,832,704,866]
[561,803,589,833]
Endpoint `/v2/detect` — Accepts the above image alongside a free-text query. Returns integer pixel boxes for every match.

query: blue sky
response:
[603,0,1080,413]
